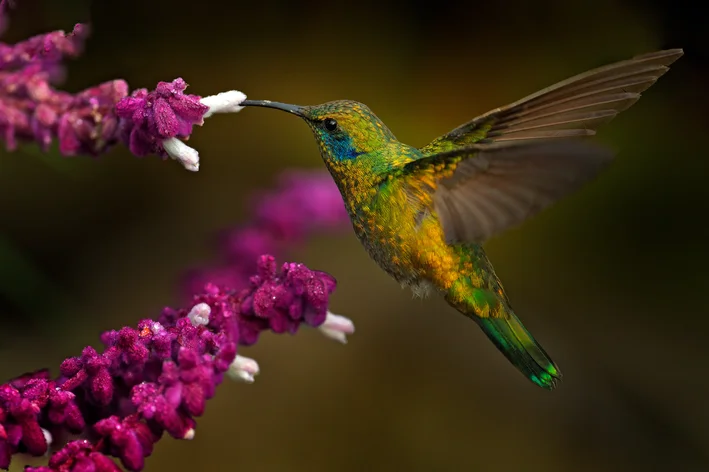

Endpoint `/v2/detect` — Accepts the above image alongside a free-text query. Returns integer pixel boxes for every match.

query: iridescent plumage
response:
[241,49,683,389]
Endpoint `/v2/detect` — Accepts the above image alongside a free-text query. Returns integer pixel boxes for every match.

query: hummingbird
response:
[241,49,683,389]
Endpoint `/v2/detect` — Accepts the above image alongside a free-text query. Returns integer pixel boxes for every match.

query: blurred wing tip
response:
[482,128,597,144]
[635,48,684,58]
[530,137,615,155]
[633,48,684,65]
[588,144,616,163]
[419,48,683,156]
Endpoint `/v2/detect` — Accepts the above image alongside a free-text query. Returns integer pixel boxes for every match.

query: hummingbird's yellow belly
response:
[348,181,464,292]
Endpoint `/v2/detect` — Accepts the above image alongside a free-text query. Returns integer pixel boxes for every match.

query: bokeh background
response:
[2,0,708,470]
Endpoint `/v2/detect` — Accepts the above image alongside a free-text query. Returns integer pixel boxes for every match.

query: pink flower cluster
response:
[1,256,350,472]
[0,2,246,171]
[184,170,351,296]
[1,2,356,471]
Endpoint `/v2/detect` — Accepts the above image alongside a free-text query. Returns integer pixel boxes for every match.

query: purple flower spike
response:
[0,22,88,70]
[115,78,206,170]
[114,84,246,171]
[0,380,51,468]
[1,5,358,472]
[94,416,157,472]
[26,440,122,472]
[253,170,351,239]
[0,6,247,170]
[59,346,114,406]
[114,81,248,171]
[0,19,131,157]
[1,256,352,471]
[237,255,338,344]
[183,169,350,296]
[57,79,129,156]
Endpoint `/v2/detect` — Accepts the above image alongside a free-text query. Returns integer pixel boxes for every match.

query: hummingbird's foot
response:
[227,355,260,383]
[318,311,355,344]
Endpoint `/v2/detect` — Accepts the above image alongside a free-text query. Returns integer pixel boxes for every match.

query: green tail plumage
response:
[477,312,561,390]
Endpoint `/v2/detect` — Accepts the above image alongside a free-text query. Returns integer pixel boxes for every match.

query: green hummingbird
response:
[241,49,683,389]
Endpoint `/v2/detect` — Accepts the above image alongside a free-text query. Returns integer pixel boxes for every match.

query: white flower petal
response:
[201,91,247,118]
[42,428,52,449]
[227,355,260,383]
[162,137,199,171]
[318,311,355,344]
[150,321,165,334]
[187,303,211,327]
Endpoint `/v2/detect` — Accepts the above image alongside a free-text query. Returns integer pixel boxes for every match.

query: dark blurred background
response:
[2,0,708,470]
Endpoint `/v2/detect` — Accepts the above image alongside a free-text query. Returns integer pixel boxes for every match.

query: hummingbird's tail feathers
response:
[478,312,561,390]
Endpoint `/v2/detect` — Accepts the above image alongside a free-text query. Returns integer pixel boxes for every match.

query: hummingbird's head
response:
[240,99,396,172]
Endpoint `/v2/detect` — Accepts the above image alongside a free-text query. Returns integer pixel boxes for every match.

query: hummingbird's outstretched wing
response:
[403,140,614,244]
[419,49,683,154]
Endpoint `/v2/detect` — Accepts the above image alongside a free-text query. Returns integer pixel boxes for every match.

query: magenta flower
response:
[1,256,353,472]
[184,169,351,296]
[0,4,247,171]
[115,80,246,171]
[1,4,357,471]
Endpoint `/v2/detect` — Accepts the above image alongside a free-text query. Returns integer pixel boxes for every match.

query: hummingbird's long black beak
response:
[240,100,304,117]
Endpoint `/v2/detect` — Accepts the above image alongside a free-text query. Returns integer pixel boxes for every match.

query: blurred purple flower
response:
[0,4,246,171]
[183,169,351,296]
[1,256,352,472]
[1,4,357,471]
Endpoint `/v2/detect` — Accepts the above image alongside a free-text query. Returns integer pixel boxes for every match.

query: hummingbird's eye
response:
[324,118,338,132]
